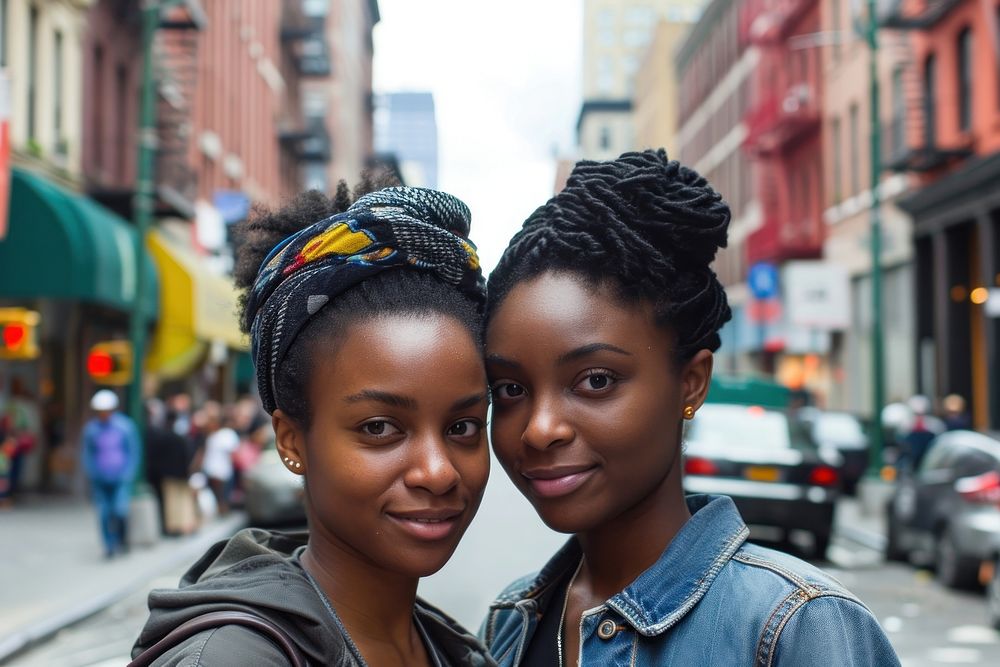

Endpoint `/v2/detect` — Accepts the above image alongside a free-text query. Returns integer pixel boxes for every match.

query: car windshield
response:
[686,404,793,449]
[813,413,864,442]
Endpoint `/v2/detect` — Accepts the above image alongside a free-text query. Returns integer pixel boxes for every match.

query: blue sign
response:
[748,262,779,300]
[213,190,251,225]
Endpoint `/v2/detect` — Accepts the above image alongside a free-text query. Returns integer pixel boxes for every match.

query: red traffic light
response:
[2,323,26,349]
[87,350,115,378]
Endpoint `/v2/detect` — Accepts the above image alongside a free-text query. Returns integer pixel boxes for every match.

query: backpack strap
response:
[128,610,307,667]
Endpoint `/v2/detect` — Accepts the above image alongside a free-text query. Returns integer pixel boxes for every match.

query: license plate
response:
[745,466,780,482]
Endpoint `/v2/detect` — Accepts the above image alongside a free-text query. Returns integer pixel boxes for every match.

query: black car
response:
[683,403,843,558]
[886,430,1000,590]
[806,410,870,495]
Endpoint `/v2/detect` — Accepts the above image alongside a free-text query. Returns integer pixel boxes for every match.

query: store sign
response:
[783,261,850,330]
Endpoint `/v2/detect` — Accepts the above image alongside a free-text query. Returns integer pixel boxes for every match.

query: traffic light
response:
[0,308,41,360]
[87,341,133,386]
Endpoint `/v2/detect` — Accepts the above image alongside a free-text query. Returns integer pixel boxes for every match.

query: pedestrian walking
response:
[198,401,239,515]
[0,377,40,506]
[896,394,945,475]
[479,150,900,666]
[82,389,140,559]
[131,178,494,666]
[941,393,972,431]
[145,400,197,536]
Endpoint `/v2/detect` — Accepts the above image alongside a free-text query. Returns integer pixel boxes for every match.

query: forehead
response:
[312,314,484,393]
[486,273,670,358]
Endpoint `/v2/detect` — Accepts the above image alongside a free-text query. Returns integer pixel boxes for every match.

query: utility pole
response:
[866,0,886,474]
[127,1,160,471]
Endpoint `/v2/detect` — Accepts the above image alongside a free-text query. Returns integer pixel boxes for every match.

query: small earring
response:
[683,405,695,420]
[283,456,301,470]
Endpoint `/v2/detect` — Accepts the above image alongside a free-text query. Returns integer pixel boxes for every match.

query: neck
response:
[300,532,421,652]
[576,459,690,600]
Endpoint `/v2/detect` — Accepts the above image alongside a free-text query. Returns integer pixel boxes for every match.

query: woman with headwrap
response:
[479,150,899,666]
[131,176,494,666]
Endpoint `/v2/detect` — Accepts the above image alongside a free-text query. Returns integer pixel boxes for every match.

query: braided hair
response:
[233,173,484,428]
[487,149,731,362]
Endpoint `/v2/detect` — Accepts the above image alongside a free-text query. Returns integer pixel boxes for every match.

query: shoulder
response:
[137,625,296,667]
[723,544,899,666]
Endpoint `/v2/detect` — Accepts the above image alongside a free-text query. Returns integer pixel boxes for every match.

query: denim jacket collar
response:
[490,495,749,637]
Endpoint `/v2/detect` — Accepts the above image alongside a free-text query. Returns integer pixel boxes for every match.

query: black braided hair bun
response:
[487,148,732,360]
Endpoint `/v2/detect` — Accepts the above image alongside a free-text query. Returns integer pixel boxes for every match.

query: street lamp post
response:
[127,1,160,471]
[866,0,886,474]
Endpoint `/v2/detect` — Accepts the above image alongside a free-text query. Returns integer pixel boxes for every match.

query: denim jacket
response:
[481,495,900,666]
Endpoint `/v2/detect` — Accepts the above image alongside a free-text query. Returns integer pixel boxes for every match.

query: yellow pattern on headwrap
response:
[461,241,481,270]
[299,224,374,265]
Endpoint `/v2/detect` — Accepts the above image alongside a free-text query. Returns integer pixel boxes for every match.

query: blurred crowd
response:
[142,393,272,538]
[882,393,973,476]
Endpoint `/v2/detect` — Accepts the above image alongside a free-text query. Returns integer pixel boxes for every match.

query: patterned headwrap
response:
[246,187,485,414]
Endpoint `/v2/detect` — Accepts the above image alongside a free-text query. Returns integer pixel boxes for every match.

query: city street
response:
[7,467,1000,667]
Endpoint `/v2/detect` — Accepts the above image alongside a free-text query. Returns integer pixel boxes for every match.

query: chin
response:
[532,502,601,535]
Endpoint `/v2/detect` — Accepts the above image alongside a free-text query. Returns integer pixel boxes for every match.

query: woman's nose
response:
[404,436,461,495]
[521,395,573,450]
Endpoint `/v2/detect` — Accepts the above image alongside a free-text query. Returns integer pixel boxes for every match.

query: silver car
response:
[886,430,1000,591]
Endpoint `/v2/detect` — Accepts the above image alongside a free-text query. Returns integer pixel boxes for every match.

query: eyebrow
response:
[342,390,488,413]
[557,343,632,365]
[451,392,489,412]
[343,390,417,410]
[485,353,520,369]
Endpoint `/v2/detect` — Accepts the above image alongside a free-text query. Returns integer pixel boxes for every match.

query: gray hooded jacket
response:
[132,527,494,666]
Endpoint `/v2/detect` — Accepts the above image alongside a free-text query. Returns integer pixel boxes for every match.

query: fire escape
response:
[154,3,205,219]
[278,1,332,172]
[741,0,824,265]
[879,0,973,173]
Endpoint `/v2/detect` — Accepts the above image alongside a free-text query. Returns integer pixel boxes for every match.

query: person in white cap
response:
[82,389,140,558]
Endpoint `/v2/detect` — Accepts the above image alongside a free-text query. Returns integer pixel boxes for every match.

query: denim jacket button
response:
[597,619,619,640]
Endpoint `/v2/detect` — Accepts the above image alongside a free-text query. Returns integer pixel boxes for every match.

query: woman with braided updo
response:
[132,177,495,667]
[480,150,899,666]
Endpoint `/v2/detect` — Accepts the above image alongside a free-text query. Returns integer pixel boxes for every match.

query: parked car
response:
[683,403,843,558]
[988,530,1000,629]
[885,430,1000,591]
[806,411,870,495]
[243,439,306,526]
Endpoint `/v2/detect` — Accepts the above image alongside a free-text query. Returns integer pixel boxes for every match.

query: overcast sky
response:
[372,0,583,274]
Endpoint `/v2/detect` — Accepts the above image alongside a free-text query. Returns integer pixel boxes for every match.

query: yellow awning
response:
[147,230,248,379]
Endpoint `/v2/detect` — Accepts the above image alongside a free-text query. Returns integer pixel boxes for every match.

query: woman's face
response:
[277,313,489,578]
[486,272,711,534]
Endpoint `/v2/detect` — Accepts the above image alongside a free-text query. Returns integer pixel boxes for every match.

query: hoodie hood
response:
[133,527,343,664]
[133,527,493,666]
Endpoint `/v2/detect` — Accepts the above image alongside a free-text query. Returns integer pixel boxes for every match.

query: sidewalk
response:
[835,477,893,552]
[0,494,246,663]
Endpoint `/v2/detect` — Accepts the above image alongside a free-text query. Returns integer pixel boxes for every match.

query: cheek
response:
[489,406,526,462]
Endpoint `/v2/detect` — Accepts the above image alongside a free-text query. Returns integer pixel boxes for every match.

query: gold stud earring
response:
[683,405,695,420]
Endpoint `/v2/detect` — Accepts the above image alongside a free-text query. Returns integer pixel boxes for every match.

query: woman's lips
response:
[386,508,463,541]
[522,466,598,499]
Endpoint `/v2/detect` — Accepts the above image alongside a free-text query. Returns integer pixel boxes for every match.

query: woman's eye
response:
[575,371,617,393]
[493,382,526,400]
[361,420,401,438]
[447,419,482,437]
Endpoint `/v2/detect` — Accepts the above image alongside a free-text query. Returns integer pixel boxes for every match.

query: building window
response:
[924,53,937,146]
[597,8,615,47]
[848,103,859,197]
[957,27,972,132]
[27,5,38,140]
[600,126,612,151]
[891,67,905,157]
[832,116,842,204]
[115,64,128,180]
[93,46,104,172]
[597,56,615,94]
[54,30,63,147]
[0,0,8,68]
[832,0,841,62]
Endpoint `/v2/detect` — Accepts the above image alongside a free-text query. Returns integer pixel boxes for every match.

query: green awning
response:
[0,168,157,319]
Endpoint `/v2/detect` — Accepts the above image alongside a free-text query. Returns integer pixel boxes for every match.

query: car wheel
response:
[935,526,980,590]
[988,559,1000,631]
[885,506,908,562]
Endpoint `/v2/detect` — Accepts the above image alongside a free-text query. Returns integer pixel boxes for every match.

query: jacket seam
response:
[765,591,865,667]
[190,627,221,666]
[732,552,823,596]
[619,524,749,635]
[756,589,808,666]
[629,631,639,667]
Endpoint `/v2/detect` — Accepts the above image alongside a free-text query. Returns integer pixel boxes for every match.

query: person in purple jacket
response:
[82,389,140,559]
